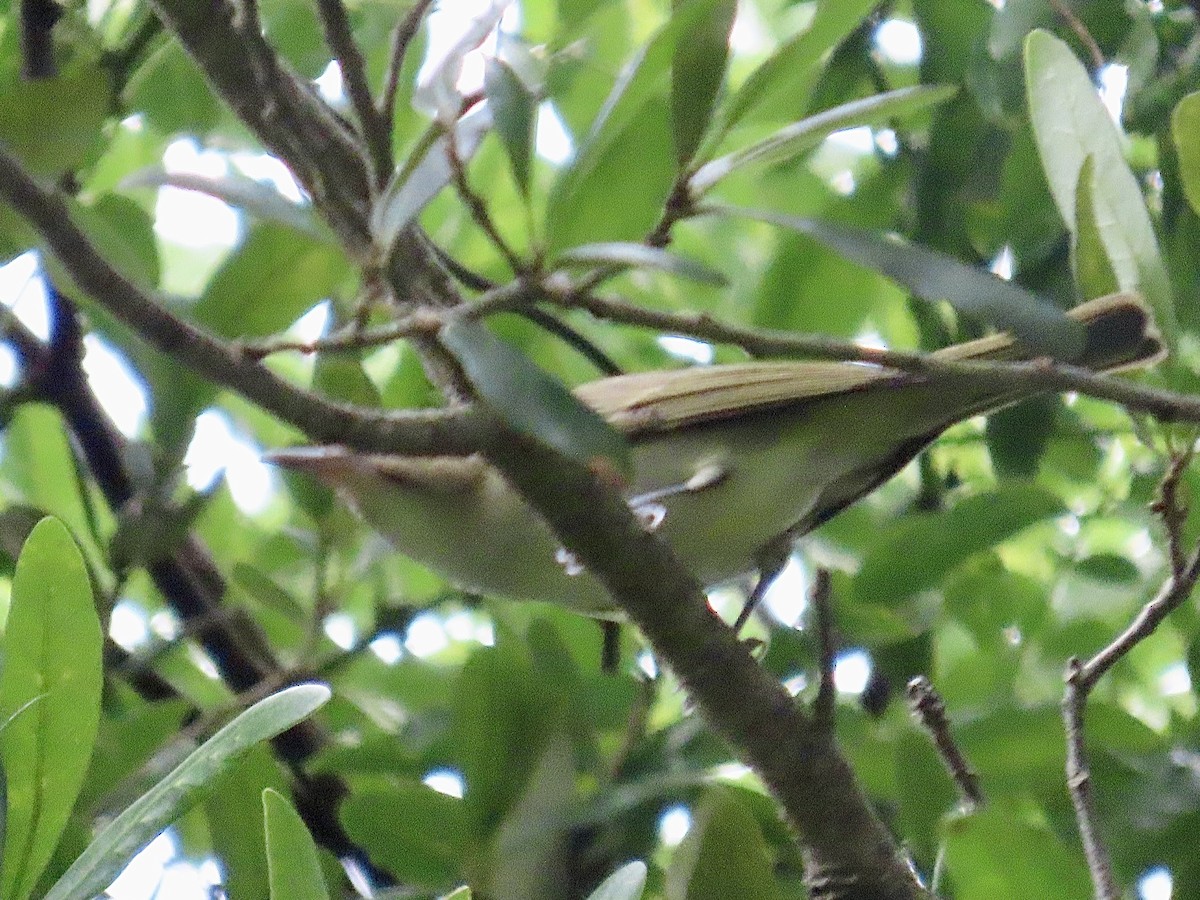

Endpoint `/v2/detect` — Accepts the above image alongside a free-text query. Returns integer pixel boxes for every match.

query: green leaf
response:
[941,806,1092,899]
[44,684,331,900]
[723,209,1084,357]
[556,242,727,286]
[1171,91,1200,217]
[853,485,1064,606]
[2,406,96,553]
[340,785,470,890]
[715,0,880,138]
[1071,155,1121,299]
[1024,29,1178,343]
[0,59,112,176]
[586,861,648,900]
[670,0,736,165]
[485,58,538,195]
[440,318,630,474]
[692,84,959,194]
[371,108,492,252]
[0,519,102,900]
[664,788,782,900]
[545,0,720,253]
[263,789,330,900]
[194,224,349,339]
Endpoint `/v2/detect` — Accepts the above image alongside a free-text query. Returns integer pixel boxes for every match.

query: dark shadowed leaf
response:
[485,58,537,195]
[670,0,736,165]
[440,318,630,473]
[722,208,1084,357]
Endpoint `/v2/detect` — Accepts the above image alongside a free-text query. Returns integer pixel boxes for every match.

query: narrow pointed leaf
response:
[1171,91,1200,217]
[1025,29,1178,343]
[440,319,630,474]
[556,242,726,286]
[0,518,102,900]
[44,684,331,900]
[671,0,736,165]
[263,789,329,900]
[1072,155,1120,299]
[692,84,958,194]
[722,207,1084,357]
[485,58,537,194]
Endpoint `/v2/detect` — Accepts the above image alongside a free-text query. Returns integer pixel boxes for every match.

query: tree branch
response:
[0,145,489,456]
[481,427,929,899]
[315,0,394,186]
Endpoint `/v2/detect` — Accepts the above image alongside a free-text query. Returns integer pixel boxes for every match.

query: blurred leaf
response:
[546,1,722,252]
[120,168,328,237]
[725,209,1084,357]
[1172,91,1200,217]
[670,0,736,165]
[340,785,470,889]
[313,354,383,408]
[0,59,112,175]
[715,0,879,137]
[1075,553,1140,584]
[556,242,727,285]
[985,396,1059,478]
[854,484,1063,606]
[44,684,331,900]
[440,318,630,474]
[664,787,782,900]
[194,224,349,339]
[1072,155,1121,299]
[692,85,958,194]
[0,519,102,900]
[586,861,648,900]
[941,806,1092,899]
[264,789,330,900]
[124,40,223,134]
[372,106,493,253]
[485,58,537,195]
[1025,29,1178,343]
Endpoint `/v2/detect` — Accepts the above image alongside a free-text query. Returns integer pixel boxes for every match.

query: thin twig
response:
[907,676,985,810]
[445,132,527,275]
[1152,448,1195,579]
[1048,0,1105,70]
[380,0,435,134]
[811,569,837,731]
[315,0,393,186]
[1063,453,1200,900]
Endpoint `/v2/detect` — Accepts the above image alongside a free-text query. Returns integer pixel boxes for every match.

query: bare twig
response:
[380,0,435,134]
[1063,451,1200,900]
[907,676,984,810]
[1151,448,1194,578]
[315,0,394,186]
[811,569,838,731]
[1048,0,1105,70]
[445,133,527,275]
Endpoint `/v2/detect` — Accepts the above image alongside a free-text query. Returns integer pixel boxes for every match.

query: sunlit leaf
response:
[585,861,647,900]
[1172,91,1200,217]
[264,789,329,900]
[1025,29,1178,343]
[0,519,102,900]
[43,684,331,900]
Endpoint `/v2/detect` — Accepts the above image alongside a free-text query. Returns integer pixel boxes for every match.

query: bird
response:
[267,292,1163,617]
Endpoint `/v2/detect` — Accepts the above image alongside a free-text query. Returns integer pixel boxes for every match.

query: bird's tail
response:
[933,292,1165,373]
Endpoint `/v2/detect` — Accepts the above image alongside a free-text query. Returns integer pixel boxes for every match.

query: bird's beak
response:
[263,446,357,476]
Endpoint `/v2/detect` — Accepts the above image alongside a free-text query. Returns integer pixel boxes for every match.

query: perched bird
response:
[268,293,1162,617]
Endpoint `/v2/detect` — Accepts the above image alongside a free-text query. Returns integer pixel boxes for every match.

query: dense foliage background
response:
[0,0,1199,897]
